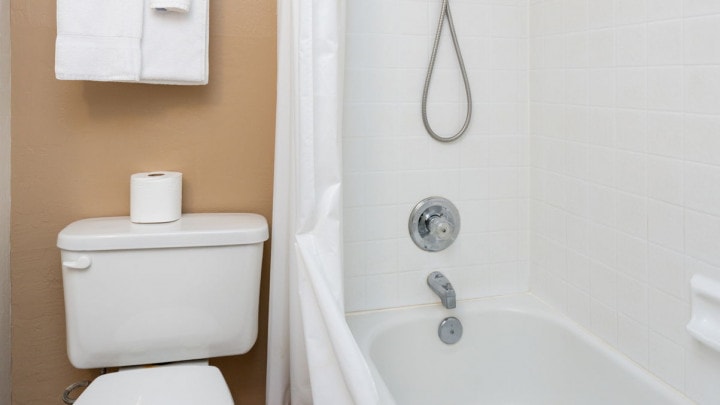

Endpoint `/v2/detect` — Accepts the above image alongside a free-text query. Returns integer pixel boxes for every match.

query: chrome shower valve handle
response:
[409,196,461,252]
[426,214,453,241]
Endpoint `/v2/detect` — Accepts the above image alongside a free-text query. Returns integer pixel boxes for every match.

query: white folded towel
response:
[141,0,209,85]
[55,0,144,81]
[150,0,191,13]
[55,0,209,85]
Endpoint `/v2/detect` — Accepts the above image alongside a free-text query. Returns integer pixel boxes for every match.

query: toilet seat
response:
[74,365,234,405]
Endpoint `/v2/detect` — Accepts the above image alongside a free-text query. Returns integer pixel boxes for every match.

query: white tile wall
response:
[343,0,530,312]
[530,0,720,402]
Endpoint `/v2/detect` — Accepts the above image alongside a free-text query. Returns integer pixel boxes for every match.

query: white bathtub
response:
[347,293,693,405]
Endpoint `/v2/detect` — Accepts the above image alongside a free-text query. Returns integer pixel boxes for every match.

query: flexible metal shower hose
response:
[422,0,472,143]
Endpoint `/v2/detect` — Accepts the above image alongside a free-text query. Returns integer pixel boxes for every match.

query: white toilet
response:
[56,213,269,404]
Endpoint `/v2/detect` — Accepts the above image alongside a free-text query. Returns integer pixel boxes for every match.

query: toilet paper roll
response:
[130,171,182,223]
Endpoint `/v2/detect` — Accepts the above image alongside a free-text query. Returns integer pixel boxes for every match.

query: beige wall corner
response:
[1,0,11,402]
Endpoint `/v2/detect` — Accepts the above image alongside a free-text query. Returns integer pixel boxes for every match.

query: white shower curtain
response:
[266,1,378,404]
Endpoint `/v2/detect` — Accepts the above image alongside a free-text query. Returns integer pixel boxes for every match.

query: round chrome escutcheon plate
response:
[408,196,461,252]
[438,316,463,344]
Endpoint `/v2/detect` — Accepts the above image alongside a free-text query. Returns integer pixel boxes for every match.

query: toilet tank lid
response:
[57,213,268,251]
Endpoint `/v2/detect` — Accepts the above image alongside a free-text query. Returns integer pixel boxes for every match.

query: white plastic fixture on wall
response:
[687,274,720,353]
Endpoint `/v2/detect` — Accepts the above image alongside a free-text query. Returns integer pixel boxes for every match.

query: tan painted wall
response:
[10,1,276,404]
[1,0,12,402]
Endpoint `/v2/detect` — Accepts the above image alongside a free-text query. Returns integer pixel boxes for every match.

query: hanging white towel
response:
[140,0,209,85]
[55,0,144,81]
[55,0,209,85]
[150,0,191,13]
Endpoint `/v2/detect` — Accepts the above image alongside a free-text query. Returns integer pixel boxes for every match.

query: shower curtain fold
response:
[266,1,378,404]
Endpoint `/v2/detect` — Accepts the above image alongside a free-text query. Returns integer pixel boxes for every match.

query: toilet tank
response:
[57,213,268,369]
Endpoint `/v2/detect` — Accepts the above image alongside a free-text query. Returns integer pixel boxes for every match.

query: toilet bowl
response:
[57,213,268,404]
[75,363,232,405]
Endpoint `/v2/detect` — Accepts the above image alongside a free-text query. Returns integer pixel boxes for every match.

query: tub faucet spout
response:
[427,271,456,309]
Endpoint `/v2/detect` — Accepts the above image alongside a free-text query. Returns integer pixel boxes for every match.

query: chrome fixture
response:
[409,197,460,252]
[62,380,90,404]
[422,0,472,143]
[427,271,456,309]
[438,316,463,344]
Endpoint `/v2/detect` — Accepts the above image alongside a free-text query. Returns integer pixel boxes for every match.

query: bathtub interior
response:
[347,294,693,405]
